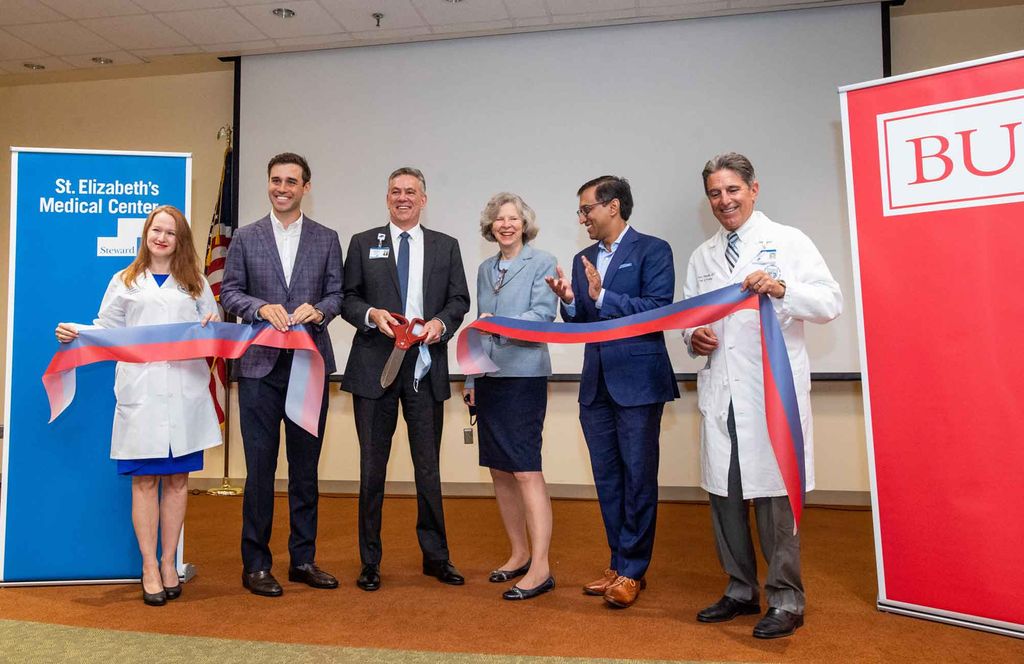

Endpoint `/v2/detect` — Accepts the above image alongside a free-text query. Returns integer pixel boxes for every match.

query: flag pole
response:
[207,125,242,497]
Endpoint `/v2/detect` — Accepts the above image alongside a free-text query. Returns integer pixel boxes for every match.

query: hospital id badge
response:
[369,247,390,260]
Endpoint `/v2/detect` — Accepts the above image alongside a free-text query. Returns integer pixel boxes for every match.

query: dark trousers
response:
[238,351,329,572]
[579,372,664,580]
[709,402,805,614]
[352,351,448,566]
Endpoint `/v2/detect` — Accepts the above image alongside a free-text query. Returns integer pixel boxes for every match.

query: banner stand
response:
[2,147,192,585]
[840,52,1024,638]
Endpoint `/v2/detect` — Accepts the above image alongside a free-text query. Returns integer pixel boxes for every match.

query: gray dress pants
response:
[708,402,805,614]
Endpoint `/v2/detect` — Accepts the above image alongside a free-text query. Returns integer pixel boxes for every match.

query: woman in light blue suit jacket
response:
[463,192,558,600]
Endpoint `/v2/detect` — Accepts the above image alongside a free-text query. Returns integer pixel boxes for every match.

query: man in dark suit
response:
[220,152,344,597]
[545,175,678,608]
[340,167,470,591]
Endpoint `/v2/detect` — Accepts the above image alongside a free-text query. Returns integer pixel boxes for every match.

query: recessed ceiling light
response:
[91,57,113,65]
[271,7,295,18]
[445,0,464,3]
[23,63,45,70]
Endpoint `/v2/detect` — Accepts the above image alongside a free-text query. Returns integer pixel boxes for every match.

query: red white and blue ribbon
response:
[43,322,326,437]
[457,284,807,530]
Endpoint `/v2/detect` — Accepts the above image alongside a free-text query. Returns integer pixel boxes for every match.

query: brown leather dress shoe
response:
[583,568,618,596]
[603,575,646,608]
[242,570,283,597]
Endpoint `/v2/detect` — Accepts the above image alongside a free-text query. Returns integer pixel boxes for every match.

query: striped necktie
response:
[726,231,739,270]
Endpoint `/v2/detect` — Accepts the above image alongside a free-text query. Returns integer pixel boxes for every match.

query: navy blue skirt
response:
[117,450,203,476]
[476,376,547,472]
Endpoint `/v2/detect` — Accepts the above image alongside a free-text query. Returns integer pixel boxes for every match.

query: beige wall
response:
[205,381,867,498]
[6,3,1013,496]
[891,4,1024,75]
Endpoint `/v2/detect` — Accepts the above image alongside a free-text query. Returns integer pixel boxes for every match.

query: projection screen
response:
[239,3,882,375]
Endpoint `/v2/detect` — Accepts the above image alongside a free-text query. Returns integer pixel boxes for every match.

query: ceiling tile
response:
[349,25,432,41]
[550,7,637,24]
[430,18,514,33]
[38,0,146,19]
[411,0,509,26]
[131,44,204,58]
[134,0,228,10]
[319,0,425,31]
[200,38,277,53]
[80,14,192,49]
[157,7,266,44]
[0,0,67,26]
[274,33,354,48]
[60,49,143,67]
[0,29,47,59]
[7,21,118,55]
[513,15,552,27]
[236,0,343,38]
[504,0,548,19]
[0,56,72,74]
[638,0,727,16]
[547,0,635,14]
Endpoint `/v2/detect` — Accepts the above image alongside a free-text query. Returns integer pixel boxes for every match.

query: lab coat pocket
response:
[180,359,212,398]
[114,363,147,406]
[696,368,715,417]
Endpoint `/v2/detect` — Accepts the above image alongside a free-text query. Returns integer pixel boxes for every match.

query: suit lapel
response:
[255,217,288,290]
[381,225,402,303]
[421,226,437,306]
[602,226,638,291]
[289,220,314,293]
[731,215,763,276]
[498,243,533,289]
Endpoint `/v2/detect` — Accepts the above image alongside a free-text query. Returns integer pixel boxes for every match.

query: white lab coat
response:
[683,211,842,498]
[76,270,223,460]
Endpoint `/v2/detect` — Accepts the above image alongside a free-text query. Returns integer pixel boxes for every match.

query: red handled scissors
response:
[379,313,429,389]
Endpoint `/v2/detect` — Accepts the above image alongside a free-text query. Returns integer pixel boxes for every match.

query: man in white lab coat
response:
[683,152,842,639]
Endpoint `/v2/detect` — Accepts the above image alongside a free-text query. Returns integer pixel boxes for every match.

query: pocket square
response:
[618,262,633,269]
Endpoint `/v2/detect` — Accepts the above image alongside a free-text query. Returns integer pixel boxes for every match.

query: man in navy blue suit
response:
[546,175,678,608]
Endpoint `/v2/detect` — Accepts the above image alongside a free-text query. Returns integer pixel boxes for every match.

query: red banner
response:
[841,52,1024,636]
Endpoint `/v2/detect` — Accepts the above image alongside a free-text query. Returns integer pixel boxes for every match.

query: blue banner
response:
[3,149,190,582]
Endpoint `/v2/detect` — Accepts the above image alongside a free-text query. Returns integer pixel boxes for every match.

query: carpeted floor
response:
[0,495,1017,662]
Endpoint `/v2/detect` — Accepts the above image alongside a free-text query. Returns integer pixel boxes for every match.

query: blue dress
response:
[115,274,204,477]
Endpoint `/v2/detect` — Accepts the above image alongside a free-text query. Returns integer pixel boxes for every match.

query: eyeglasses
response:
[576,200,609,217]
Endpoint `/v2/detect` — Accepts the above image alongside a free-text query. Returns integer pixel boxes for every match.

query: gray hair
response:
[388,166,426,192]
[701,152,756,189]
[479,192,539,243]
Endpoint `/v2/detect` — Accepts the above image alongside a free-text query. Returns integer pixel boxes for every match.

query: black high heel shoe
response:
[163,583,182,600]
[142,583,167,606]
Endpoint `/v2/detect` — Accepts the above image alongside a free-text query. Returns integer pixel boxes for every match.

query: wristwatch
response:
[776,280,787,298]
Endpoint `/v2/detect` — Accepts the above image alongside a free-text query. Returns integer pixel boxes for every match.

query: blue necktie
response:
[397,231,410,314]
[726,231,739,270]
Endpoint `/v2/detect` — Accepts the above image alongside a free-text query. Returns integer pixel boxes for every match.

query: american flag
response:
[204,146,234,432]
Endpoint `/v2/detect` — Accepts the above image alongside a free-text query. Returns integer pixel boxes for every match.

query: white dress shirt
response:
[391,221,424,319]
[270,210,303,287]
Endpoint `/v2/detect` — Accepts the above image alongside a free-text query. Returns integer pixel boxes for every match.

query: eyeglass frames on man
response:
[576,200,610,217]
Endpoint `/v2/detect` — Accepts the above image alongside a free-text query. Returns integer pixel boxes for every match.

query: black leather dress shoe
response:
[163,584,182,601]
[489,559,531,583]
[422,560,465,585]
[753,607,804,639]
[502,576,555,600]
[242,570,283,597]
[288,563,339,589]
[356,564,381,592]
[697,595,761,623]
